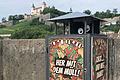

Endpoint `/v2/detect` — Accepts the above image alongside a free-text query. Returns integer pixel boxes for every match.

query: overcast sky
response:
[0,0,120,22]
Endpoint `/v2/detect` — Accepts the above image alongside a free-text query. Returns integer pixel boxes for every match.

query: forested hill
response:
[84,9,120,33]
[83,9,120,18]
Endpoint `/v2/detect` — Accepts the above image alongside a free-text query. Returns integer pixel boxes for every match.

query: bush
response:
[101,25,120,33]
[0,25,7,28]
[30,18,44,26]
[11,27,54,39]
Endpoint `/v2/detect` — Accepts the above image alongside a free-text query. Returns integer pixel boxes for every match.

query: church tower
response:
[31,4,36,15]
[41,2,47,11]
[32,4,35,8]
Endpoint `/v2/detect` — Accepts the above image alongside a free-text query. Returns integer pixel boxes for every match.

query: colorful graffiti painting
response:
[49,38,84,80]
[92,37,108,80]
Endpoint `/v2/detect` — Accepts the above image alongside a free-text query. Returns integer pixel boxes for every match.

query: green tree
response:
[94,11,100,17]
[8,15,14,21]
[69,8,73,13]
[18,15,24,20]
[106,9,111,13]
[94,10,116,18]
[8,15,24,25]
[83,10,91,15]
[2,17,7,23]
[11,26,54,39]
[8,15,24,21]
[42,6,66,18]
[106,9,113,18]
[30,18,43,25]
[94,11,105,18]
[113,8,118,15]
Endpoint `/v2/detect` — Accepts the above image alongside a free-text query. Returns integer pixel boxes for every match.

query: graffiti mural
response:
[49,37,84,80]
[91,37,108,80]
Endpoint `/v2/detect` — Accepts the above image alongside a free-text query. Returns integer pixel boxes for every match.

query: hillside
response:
[0,17,120,39]
[1,7,120,38]
[0,21,31,34]
[0,19,55,39]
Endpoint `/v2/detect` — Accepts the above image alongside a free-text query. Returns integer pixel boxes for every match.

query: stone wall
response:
[106,34,120,80]
[0,40,3,80]
[1,39,46,80]
[114,39,120,80]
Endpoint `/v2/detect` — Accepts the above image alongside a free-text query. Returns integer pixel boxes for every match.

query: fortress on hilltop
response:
[31,2,47,16]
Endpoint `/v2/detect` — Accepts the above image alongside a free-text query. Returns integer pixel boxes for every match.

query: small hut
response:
[48,12,105,35]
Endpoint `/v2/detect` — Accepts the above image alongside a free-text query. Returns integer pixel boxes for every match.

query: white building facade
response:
[31,2,47,16]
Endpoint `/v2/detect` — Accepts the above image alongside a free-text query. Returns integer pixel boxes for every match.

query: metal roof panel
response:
[48,12,106,22]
